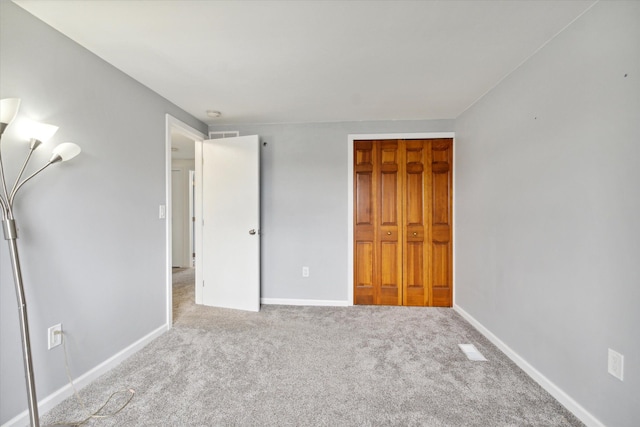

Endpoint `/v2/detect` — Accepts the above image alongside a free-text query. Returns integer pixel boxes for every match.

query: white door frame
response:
[346,132,455,306]
[165,114,205,329]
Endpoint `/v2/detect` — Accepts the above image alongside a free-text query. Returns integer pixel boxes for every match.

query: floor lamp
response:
[0,98,81,427]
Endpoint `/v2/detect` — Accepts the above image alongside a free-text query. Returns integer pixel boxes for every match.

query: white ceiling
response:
[14,0,596,125]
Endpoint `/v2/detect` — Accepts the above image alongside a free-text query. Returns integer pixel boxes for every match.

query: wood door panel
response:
[355,292,375,305]
[380,172,399,225]
[432,243,449,285]
[432,171,450,224]
[380,229,398,240]
[432,161,450,173]
[403,139,428,306]
[405,288,426,306]
[355,228,374,241]
[405,234,426,306]
[376,140,402,305]
[429,139,452,307]
[432,224,450,243]
[380,286,401,305]
[380,144,398,165]
[355,242,374,287]
[405,145,423,163]
[432,287,451,306]
[354,141,377,305]
[355,141,373,166]
[380,242,399,285]
[356,172,373,225]
[406,173,424,225]
[379,140,401,230]
[354,138,452,307]
[405,242,424,287]
[380,240,401,305]
[406,228,424,242]
[355,241,375,305]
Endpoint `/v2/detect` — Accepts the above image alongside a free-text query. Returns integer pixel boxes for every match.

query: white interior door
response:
[198,135,260,312]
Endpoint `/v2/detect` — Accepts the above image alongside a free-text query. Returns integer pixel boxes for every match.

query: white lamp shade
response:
[52,142,81,161]
[27,120,59,143]
[0,98,21,124]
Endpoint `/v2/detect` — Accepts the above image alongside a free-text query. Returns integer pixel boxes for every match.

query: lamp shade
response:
[51,142,81,162]
[0,98,21,125]
[26,120,59,143]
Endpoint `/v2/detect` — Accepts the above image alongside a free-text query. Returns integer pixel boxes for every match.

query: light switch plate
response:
[608,348,624,381]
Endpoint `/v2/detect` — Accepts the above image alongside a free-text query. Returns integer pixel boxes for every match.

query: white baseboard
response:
[261,298,348,307]
[453,305,605,427]
[2,324,167,427]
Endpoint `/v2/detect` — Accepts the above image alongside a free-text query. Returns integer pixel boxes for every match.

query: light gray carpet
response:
[41,269,583,426]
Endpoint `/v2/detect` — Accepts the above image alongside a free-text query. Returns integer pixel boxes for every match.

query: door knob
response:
[387,232,392,235]
[249,229,257,235]
[412,232,417,236]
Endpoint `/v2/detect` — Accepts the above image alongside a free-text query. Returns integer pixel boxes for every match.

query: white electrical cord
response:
[45,331,135,426]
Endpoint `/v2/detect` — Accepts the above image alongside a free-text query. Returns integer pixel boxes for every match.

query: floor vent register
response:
[458,344,487,361]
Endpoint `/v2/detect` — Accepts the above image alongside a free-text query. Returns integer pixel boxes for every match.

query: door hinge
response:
[202,280,205,287]
[192,217,196,222]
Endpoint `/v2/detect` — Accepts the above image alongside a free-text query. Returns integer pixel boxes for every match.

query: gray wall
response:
[454,2,639,426]
[0,2,206,423]
[209,121,453,302]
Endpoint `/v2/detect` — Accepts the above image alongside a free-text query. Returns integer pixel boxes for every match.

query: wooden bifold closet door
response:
[353,139,452,307]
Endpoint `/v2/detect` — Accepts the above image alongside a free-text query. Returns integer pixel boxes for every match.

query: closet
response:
[353,139,453,306]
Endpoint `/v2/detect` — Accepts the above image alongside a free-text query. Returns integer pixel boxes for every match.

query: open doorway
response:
[166,117,261,326]
[165,115,205,327]
[171,159,194,268]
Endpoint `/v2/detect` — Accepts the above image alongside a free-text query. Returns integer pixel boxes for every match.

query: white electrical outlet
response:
[302,266,309,277]
[48,324,62,350]
[608,348,624,381]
